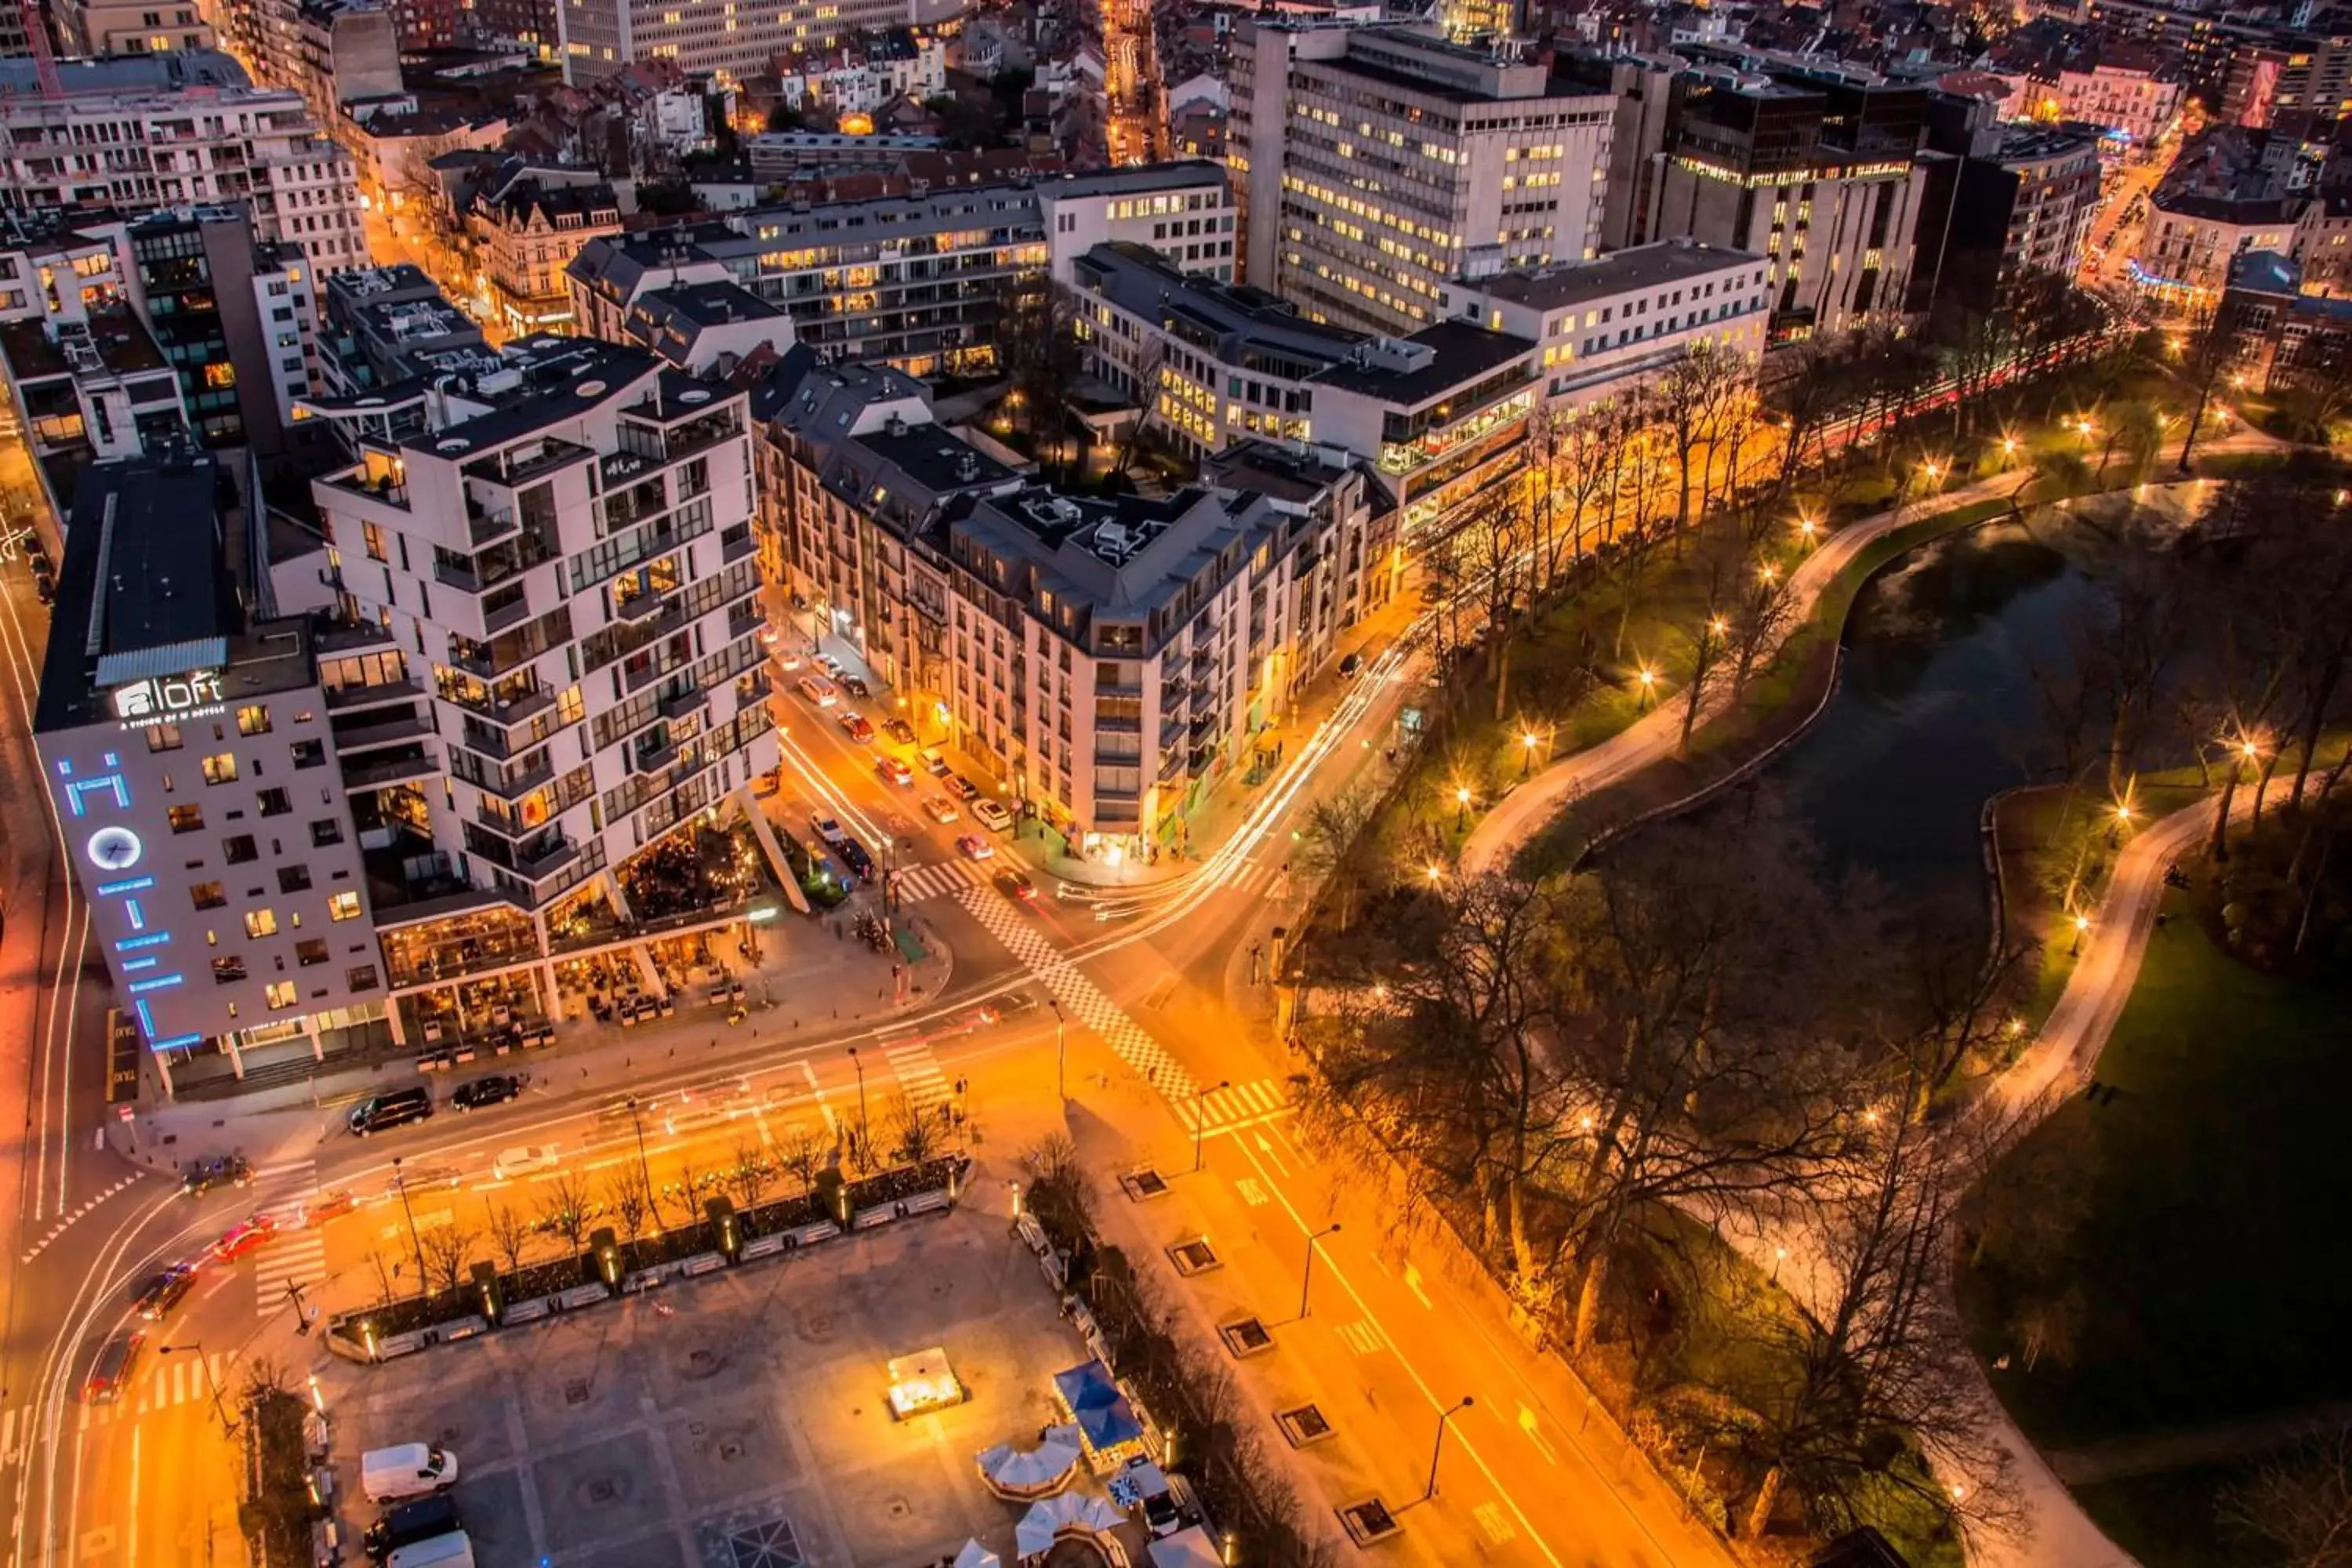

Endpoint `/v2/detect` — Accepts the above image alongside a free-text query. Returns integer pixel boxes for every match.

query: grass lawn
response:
[1958,891,2352,1453]
[2071,1465,2255,1568]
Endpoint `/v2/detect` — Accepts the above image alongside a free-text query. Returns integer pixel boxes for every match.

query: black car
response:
[840,674,871,699]
[364,1494,460,1561]
[131,1263,197,1322]
[180,1155,250,1196]
[347,1087,433,1137]
[452,1073,520,1111]
[837,837,875,880]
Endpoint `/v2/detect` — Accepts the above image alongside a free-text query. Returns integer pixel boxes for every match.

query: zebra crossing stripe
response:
[893,860,988,902]
[880,1040,953,1106]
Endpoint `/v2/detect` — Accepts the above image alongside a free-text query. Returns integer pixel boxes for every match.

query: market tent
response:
[1147,1527,1221,1568]
[975,1426,1082,1500]
[1014,1492,1124,1559]
[953,1541,1002,1568]
[1051,1360,1145,1454]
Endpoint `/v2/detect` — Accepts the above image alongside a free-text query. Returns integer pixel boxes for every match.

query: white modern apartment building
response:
[569,161,1234,376]
[555,0,910,83]
[282,334,779,1041]
[1440,238,1769,406]
[758,364,1392,851]
[1228,19,1616,335]
[34,450,393,1090]
[0,84,366,278]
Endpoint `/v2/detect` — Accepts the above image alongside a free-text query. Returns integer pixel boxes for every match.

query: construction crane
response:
[13,0,64,99]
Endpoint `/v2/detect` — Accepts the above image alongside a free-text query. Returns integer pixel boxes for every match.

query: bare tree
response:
[2175,301,2246,473]
[604,1171,651,1243]
[663,1157,702,1229]
[1295,786,1381,934]
[778,1123,826,1197]
[727,1138,774,1210]
[538,1174,593,1250]
[417,1223,477,1299]
[889,1091,944,1167]
[2219,1427,2352,1568]
[1679,604,1728,752]
[485,1203,533,1274]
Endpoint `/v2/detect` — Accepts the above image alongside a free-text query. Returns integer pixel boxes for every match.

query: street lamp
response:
[1636,666,1658,706]
[1299,1221,1341,1319]
[2071,913,2091,956]
[1519,730,1539,777]
[846,1046,869,1156]
[390,1156,426,1294]
[622,1095,663,1229]
[2000,435,2019,460]
[1454,785,1472,831]
[1192,1078,1230,1172]
[1051,997,1067,1103]
[1423,862,1444,887]
[1797,515,1818,543]
[161,1343,233,1436]
[1425,1396,1475,1501]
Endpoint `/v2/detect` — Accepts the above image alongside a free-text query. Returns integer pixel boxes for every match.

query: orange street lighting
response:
[1638,666,1657,688]
[1759,563,1779,584]
[1454,785,1472,829]
[1424,862,1445,885]
[1519,730,1541,776]
[1922,459,1943,481]
[1708,616,1728,637]
[2000,436,2019,456]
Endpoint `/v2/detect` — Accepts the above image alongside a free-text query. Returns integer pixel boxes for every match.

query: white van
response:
[387,1530,475,1568]
[361,1443,459,1503]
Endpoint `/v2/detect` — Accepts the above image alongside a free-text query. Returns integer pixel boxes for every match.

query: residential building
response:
[1641,64,1934,340]
[284,336,779,1044]
[0,83,367,279]
[757,360,1390,852]
[568,162,1232,376]
[2138,130,2303,307]
[296,0,403,123]
[33,448,391,1091]
[2272,33,2352,129]
[1229,19,1617,335]
[314,263,491,400]
[1441,238,1769,406]
[554,0,911,84]
[0,307,187,537]
[59,0,212,55]
[126,207,317,451]
[1988,30,2184,149]
[619,281,797,374]
[2292,188,2352,297]
[2224,248,2352,391]
[742,131,942,183]
[465,171,624,337]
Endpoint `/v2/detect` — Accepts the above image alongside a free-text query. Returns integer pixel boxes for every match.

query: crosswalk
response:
[1189,1078,1289,1134]
[878,1034,953,1109]
[1204,857,1287,898]
[0,1347,245,1461]
[893,859,991,902]
[253,1227,326,1319]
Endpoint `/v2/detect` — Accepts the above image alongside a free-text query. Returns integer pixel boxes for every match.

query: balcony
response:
[324,465,407,510]
[657,684,706,721]
[442,679,556,726]
[721,525,757,564]
[484,593,532,634]
[633,735,682,775]
[341,746,438,790]
[325,677,425,713]
[335,714,435,753]
[615,586,682,625]
[466,499,516,548]
[474,755,556,800]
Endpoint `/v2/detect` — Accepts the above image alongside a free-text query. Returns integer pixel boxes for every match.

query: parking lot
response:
[320,1202,1087,1567]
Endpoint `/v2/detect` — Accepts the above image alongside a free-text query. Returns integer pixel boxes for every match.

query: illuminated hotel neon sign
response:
[111,670,226,729]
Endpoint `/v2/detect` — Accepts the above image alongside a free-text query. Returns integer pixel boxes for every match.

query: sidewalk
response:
[107,896,955,1180]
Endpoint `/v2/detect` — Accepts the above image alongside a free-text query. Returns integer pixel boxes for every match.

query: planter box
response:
[556,1283,612,1311]
[902,1189,953,1217]
[503,1298,554,1326]
[376,1330,430,1360]
[741,1233,788,1261]
[783,1220,840,1247]
[851,1206,898,1231]
[681,1251,727,1276]
[439,1316,489,1342]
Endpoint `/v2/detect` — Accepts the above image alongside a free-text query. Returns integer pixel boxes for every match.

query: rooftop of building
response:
[1996,123,2103,163]
[0,46,249,99]
[850,421,1018,498]
[1306,318,1536,405]
[1201,439,1367,507]
[395,337,666,456]
[1038,158,1230,198]
[1460,238,1765,313]
[1074,241,1367,364]
[0,305,171,383]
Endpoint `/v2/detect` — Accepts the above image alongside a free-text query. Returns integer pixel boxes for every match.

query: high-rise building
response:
[57,0,212,55]
[1228,20,1615,335]
[554,0,908,84]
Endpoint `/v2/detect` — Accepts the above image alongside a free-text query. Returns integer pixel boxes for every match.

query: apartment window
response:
[245,909,278,939]
[310,818,343,848]
[290,739,325,769]
[328,891,361,922]
[211,956,245,983]
[257,787,292,817]
[167,804,204,833]
[277,865,313,894]
[236,705,271,736]
[201,753,238,784]
[296,938,329,967]
[362,521,387,563]
[264,981,297,1010]
[147,723,182,753]
[224,833,258,864]
[191,881,226,910]
[347,964,380,992]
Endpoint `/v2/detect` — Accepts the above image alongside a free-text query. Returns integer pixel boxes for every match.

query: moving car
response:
[994,869,1037,902]
[361,1443,460,1504]
[837,710,874,743]
[365,1494,460,1562]
[349,1087,433,1138]
[875,756,913,787]
[794,676,837,706]
[837,838,874,879]
[492,1145,560,1180]
[80,1331,143,1403]
[921,796,960,824]
[970,798,1014,832]
[954,834,994,861]
[181,1154,250,1196]
[212,1213,279,1261]
[808,814,847,845]
[295,1189,356,1227]
[882,717,916,746]
[451,1073,520,1111]
[132,1263,197,1322]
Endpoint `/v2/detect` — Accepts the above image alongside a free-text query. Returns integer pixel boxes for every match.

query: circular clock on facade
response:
[86,826,143,872]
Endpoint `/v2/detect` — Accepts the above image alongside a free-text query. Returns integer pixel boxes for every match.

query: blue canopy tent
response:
[1051,1359,1146,1471]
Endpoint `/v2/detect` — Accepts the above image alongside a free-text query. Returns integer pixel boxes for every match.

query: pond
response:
[1711,488,2201,935]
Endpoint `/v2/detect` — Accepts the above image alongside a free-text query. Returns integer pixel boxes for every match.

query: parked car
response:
[80,1331,143,1404]
[361,1443,459,1504]
[942,773,978,800]
[994,869,1038,902]
[920,747,950,776]
[922,796,960,824]
[131,1263,197,1322]
[794,676,837,706]
[451,1073,519,1111]
[212,1213,280,1261]
[815,653,844,677]
[386,1530,474,1568]
[1338,652,1363,679]
[808,814,847,845]
[955,834,995,861]
[840,674,871,699]
[971,798,1014,832]
[180,1154,250,1196]
[365,1494,461,1562]
[882,717,916,746]
[837,838,875,879]
[875,755,914,787]
[492,1145,561,1181]
[348,1087,433,1138]
[837,710,874,743]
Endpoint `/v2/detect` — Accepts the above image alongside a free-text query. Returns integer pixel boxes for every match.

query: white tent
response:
[975,1428,1082,1501]
[1014,1492,1124,1559]
[953,1541,1002,1568]
[1148,1527,1221,1568]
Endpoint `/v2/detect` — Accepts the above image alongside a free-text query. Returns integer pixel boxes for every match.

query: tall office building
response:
[555,0,908,84]
[1228,20,1615,335]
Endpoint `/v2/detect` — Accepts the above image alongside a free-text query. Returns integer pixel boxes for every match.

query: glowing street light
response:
[1519,730,1541,776]
[1922,459,1943,482]
[1454,785,1472,830]
[2075,418,2096,439]
[1424,862,1445,885]
[2000,435,2019,459]
[1758,562,1779,585]
[2071,913,2092,955]
[1797,515,1819,540]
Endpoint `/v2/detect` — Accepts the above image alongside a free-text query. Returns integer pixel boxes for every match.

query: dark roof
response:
[397,340,660,456]
[2154,192,2299,224]
[36,452,238,733]
[1467,239,1763,313]
[1307,319,1535,405]
[851,425,1016,494]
